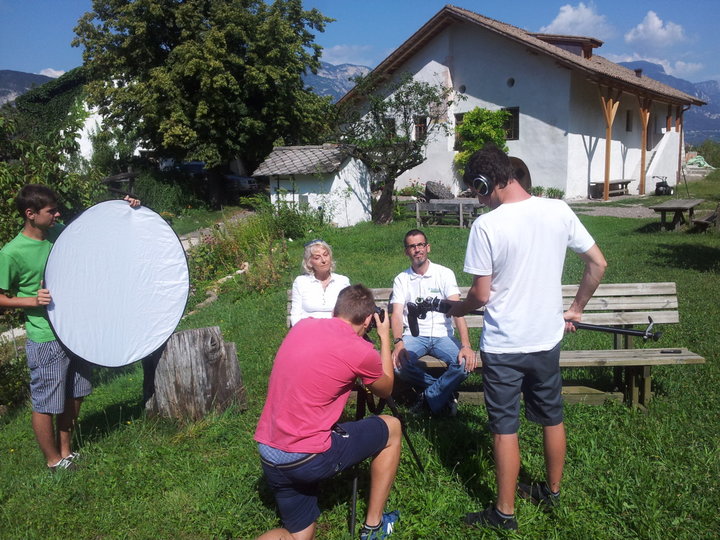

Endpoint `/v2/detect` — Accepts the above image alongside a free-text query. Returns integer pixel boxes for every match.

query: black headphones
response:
[472,174,494,196]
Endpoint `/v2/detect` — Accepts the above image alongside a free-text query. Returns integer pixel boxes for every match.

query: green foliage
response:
[691,139,720,167]
[0,340,27,408]
[9,67,89,142]
[336,72,459,223]
[395,180,424,198]
[530,185,545,197]
[133,169,206,215]
[73,0,333,170]
[0,111,102,247]
[453,107,510,175]
[545,187,565,199]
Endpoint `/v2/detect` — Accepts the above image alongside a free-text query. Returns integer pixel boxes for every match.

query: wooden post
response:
[599,88,622,200]
[144,326,247,420]
[638,97,652,195]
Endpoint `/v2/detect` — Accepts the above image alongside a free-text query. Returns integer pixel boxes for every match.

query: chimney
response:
[634,68,643,78]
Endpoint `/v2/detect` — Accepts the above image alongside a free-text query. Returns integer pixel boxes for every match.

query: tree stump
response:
[144,326,247,420]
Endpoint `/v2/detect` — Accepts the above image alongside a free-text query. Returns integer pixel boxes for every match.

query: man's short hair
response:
[333,284,376,324]
[15,184,59,217]
[462,143,513,191]
[403,229,427,246]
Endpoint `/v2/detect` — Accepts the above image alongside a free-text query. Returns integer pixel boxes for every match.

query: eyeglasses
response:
[304,239,324,247]
[405,242,428,250]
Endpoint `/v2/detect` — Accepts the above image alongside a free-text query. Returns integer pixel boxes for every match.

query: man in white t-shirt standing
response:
[391,229,477,416]
[448,144,607,531]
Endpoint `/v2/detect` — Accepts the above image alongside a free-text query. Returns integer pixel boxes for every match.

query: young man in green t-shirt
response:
[0,184,139,471]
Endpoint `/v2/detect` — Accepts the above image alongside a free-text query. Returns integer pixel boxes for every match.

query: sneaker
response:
[48,457,77,473]
[464,505,518,531]
[408,394,428,416]
[359,510,400,539]
[518,482,560,510]
[447,397,458,417]
[64,452,80,462]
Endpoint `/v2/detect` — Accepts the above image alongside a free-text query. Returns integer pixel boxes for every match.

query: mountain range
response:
[0,70,53,105]
[2,61,718,143]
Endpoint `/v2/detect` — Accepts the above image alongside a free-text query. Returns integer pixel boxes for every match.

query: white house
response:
[341,5,705,200]
[253,145,372,227]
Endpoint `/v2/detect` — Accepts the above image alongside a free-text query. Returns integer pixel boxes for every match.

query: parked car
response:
[224,174,259,195]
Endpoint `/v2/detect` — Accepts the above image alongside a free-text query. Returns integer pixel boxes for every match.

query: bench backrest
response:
[287,282,680,329]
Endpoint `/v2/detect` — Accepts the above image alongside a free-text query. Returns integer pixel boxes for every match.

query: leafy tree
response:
[0,112,101,246]
[692,139,720,168]
[72,0,333,176]
[453,107,509,174]
[336,73,457,224]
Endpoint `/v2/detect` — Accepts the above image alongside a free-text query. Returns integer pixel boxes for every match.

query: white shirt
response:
[464,196,596,353]
[290,273,351,326]
[391,260,460,338]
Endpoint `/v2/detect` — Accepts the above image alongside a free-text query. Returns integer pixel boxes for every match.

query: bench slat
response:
[416,348,704,370]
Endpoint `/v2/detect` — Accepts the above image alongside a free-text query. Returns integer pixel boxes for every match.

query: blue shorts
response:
[260,415,389,533]
[481,342,563,434]
[26,339,92,414]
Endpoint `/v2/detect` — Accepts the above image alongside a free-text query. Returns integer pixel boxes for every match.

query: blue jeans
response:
[396,335,469,413]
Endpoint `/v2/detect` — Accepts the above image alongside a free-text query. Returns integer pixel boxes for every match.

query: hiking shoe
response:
[49,457,77,473]
[359,510,399,539]
[518,482,560,510]
[464,505,518,530]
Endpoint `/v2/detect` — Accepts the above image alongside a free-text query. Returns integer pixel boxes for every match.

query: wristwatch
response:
[393,337,403,345]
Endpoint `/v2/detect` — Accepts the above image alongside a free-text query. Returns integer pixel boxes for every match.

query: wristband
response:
[393,337,404,345]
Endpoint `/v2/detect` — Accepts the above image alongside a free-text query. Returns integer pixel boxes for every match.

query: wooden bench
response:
[692,203,719,231]
[355,283,704,408]
[589,180,631,199]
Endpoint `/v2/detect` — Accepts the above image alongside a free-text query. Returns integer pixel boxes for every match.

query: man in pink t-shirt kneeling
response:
[255,284,401,540]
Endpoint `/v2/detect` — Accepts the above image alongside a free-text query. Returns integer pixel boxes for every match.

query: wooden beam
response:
[599,87,622,200]
[638,97,652,195]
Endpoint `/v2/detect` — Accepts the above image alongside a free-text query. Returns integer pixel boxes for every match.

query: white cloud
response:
[39,68,64,78]
[625,11,685,49]
[540,2,614,40]
[321,44,376,67]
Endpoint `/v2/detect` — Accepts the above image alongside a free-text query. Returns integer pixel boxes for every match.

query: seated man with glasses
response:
[390,229,478,416]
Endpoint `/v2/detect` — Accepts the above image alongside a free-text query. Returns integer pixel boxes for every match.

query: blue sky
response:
[1,1,718,82]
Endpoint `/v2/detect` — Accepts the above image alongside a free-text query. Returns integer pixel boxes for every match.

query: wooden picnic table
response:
[649,199,705,231]
[413,198,485,228]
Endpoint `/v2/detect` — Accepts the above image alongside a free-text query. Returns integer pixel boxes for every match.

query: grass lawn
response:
[0,174,718,539]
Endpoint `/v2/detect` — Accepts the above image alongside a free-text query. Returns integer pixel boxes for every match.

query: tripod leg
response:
[385,396,425,473]
[350,387,367,536]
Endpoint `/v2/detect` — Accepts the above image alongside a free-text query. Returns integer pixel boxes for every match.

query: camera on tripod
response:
[406,297,453,336]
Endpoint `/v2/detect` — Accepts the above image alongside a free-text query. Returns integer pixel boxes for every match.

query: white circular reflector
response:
[45,200,189,367]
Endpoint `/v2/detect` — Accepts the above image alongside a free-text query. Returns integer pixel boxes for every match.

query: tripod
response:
[349,384,424,536]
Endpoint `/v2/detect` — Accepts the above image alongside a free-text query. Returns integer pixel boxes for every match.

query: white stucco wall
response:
[270,158,372,228]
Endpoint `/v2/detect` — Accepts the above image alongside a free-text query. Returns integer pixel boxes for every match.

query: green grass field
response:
[1,174,718,539]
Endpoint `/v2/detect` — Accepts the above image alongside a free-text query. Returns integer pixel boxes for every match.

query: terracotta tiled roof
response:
[252,145,351,176]
[343,4,704,107]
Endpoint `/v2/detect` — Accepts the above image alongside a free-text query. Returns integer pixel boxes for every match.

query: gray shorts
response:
[26,339,92,414]
[481,342,563,434]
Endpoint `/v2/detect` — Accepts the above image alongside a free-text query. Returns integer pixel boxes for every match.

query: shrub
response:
[133,169,206,215]
[0,340,28,410]
[545,187,565,199]
[395,180,424,198]
[530,186,545,197]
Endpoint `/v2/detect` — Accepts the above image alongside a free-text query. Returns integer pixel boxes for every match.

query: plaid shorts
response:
[25,339,92,414]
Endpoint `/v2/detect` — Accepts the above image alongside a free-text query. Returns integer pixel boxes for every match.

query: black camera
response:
[367,306,386,331]
[406,297,453,337]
